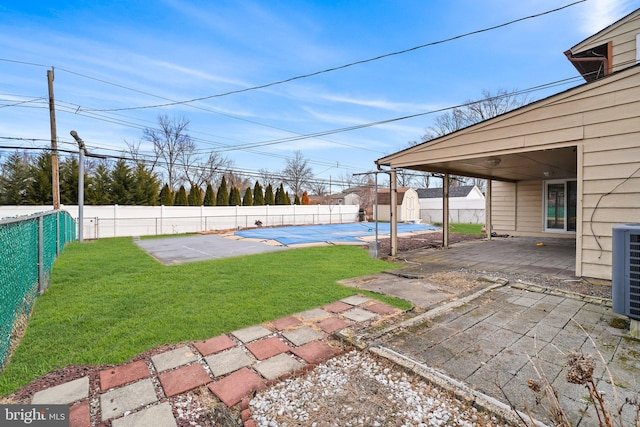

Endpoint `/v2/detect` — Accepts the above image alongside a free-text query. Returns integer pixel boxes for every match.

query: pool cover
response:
[235,222,439,246]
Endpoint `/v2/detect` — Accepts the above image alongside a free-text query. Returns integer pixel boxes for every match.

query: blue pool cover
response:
[235,222,439,246]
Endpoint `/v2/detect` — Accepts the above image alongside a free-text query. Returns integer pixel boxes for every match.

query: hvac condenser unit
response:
[612,224,640,320]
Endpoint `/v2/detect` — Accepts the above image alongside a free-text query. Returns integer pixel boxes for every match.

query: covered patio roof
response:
[381,145,578,183]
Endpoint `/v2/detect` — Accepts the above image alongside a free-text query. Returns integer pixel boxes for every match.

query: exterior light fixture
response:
[485,157,501,167]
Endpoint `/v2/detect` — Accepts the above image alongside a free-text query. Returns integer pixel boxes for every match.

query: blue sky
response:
[1,0,639,190]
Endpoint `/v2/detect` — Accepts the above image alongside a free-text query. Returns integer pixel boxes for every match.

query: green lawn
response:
[433,222,485,235]
[0,238,408,395]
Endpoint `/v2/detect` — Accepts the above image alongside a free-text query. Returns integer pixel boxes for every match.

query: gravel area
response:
[250,350,507,427]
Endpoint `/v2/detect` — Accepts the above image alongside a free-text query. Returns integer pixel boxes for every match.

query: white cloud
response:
[578,0,637,35]
[319,93,440,113]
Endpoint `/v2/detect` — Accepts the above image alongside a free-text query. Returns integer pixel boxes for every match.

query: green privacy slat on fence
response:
[0,210,76,371]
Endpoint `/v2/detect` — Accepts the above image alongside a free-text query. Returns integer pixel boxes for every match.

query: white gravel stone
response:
[249,350,493,426]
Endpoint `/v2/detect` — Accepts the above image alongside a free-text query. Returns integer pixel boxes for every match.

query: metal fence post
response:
[56,210,61,256]
[38,216,45,295]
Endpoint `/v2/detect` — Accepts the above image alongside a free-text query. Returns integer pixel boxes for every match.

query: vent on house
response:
[612,224,640,320]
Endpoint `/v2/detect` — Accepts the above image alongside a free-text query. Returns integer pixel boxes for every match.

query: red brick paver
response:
[194,334,237,356]
[158,364,211,397]
[99,360,150,391]
[209,368,266,407]
[291,340,340,364]
[271,316,302,331]
[365,302,397,315]
[69,400,90,427]
[322,301,352,313]
[246,337,290,361]
[317,316,350,333]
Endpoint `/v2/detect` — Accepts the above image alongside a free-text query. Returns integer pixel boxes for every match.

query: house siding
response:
[581,139,640,280]
[491,181,547,236]
[492,181,516,231]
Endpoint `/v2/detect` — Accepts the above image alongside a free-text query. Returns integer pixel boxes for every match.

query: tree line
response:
[0,150,312,206]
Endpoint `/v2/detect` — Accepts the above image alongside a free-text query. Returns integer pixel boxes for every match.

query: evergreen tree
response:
[284,191,291,205]
[229,186,241,206]
[253,181,264,206]
[28,152,52,204]
[110,159,133,205]
[216,176,229,206]
[0,151,33,205]
[174,185,188,206]
[59,156,79,205]
[203,183,215,206]
[132,164,160,205]
[301,191,310,205]
[275,183,286,205]
[86,161,112,205]
[264,183,275,205]
[242,187,253,207]
[188,183,203,206]
[159,183,173,206]
[294,194,301,205]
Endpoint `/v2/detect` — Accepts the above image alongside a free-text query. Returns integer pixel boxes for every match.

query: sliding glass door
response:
[544,180,576,233]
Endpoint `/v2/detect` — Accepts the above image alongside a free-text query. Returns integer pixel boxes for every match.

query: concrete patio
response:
[339,235,640,426]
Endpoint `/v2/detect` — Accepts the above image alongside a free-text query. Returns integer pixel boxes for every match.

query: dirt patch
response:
[376,231,483,254]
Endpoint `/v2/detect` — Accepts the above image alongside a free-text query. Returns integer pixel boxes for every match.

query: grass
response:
[0,238,408,395]
[433,222,485,235]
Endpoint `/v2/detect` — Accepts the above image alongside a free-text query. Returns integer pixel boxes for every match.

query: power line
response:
[84,1,585,112]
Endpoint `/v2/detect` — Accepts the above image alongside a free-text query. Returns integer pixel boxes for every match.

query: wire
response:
[590,167,640,258]
[84,1,585,112]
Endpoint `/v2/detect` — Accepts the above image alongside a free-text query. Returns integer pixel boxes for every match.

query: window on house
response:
[544,180,577,232]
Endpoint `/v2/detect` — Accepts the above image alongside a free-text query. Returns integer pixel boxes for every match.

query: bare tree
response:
[142,115,193,191]
[281,151,313,197]
[308,180,328,197]
[418,88,530,191]
[183,151,233,190]
[258,168,276,187]
[423,88,530,141]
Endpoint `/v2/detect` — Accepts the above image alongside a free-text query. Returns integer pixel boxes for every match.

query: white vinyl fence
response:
[0,205,360,239]
[420,209,485,224]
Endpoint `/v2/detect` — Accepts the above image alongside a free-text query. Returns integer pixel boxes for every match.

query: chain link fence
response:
[0,210,76,371]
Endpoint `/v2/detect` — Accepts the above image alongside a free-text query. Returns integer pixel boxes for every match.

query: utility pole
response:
[48,68,60,209]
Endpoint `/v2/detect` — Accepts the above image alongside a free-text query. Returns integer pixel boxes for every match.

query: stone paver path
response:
[28,295,400,427]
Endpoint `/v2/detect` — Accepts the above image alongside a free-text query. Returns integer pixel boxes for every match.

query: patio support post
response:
[486,179,492,240]
[390,168,397,257]
[443,173,449,247]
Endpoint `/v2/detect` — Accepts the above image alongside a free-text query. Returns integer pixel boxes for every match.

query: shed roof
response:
[377,188,413,205]
[416,185,476,199]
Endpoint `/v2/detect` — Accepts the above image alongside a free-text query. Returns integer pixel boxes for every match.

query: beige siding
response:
[580,124,640,279]
[516,181,543,234]
[491,181,516,231]
[491,181,548,236]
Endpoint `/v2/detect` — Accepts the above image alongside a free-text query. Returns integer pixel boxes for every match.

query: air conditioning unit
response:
[612,224,640,320]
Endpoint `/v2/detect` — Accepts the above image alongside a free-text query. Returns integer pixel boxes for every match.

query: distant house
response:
[375,188,420,222]
[327,191,360,206]
[376,8,640,280]
[417,185,485,224]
